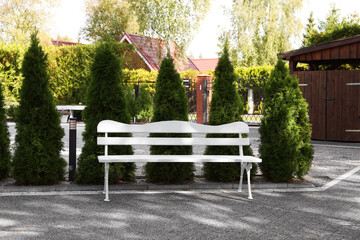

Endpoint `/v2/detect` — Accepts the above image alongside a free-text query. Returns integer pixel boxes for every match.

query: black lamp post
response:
[69,117,77,181]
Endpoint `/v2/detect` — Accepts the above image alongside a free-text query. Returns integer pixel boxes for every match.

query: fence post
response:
[248,89,254,115]
[196,74,212,124]
[69,117,77,181]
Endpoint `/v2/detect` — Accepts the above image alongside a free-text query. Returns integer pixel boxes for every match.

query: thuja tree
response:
[12,32,65,185]
[0,82,11,180]
[145,55,193,183]
[125,86,136,121]
[259,58,313,182]
[76,43,135,184]
[136,84,153,121]
[203,45,255,182]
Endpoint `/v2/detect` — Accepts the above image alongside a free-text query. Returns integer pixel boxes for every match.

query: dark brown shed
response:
[279,36,360,142]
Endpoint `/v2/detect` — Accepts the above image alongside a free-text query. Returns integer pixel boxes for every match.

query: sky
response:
[51,0,360,59]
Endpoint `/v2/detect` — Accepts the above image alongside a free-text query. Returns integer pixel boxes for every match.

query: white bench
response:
[97,120,262,201]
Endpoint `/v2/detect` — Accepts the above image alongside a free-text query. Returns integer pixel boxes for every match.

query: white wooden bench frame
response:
[97,120,262,201]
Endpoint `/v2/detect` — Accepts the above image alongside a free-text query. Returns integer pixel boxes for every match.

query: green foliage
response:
[302,6,360,47]
[0,42,136,106]
[234,65,273,88]
[145,56,194,183]
[76,43,135,184]
[12,32,65,185]
[47,44,95,105]
[125,86,137,119]
[129,0,210,54]
[122,68,157,94]
[1,42,271,115]
[0,43,25,105]
[204,45,256,182]
[227,0,303,67]
[259,59,313,182]
[136,84,153,120]
[0,82,11,180]
[302,12,318,47]
[81,0,139,42]
[0,0,57,45]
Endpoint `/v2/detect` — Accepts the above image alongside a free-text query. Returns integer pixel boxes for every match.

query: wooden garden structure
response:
[279,35,360,142]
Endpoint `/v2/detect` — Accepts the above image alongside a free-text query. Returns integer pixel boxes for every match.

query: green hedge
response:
[0,43,25,106]
[0,43,273,107]
[0,42,135,106]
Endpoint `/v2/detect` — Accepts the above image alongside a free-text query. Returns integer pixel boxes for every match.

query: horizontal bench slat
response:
[98,155,261,163]
[97,137,250,146]
[97,120,249,134]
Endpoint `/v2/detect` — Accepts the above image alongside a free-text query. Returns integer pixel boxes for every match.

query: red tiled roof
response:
[191,58,219,71]
[120,33,199,72]
[51,40,79,46]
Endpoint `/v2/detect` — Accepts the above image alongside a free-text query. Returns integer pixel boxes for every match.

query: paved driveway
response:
[1,168,359,240]
[3,123,359,239]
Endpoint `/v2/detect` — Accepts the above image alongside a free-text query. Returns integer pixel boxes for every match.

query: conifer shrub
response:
[203,45,256,182]
[0,82,11,180]
[145,56,194,183]
[259,58,313,182]
[125,86,136,121]
[135,84,153,121]
[12,32,65,185]
[76,43,135,184]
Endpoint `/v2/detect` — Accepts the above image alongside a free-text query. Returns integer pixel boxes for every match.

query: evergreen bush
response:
[125,86,136,121]
[135,84,153,121]
[259,58,313,182]
[0,82,11,180]
[12,32,65,185]
[76,43,135,184]
[203,45,256,182]
[145,55,194,183]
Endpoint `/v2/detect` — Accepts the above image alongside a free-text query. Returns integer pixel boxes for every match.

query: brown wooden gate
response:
[294,71,360,142]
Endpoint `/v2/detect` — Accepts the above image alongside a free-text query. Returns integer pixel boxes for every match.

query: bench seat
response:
[97,120,262,201]
[98,155,262,163]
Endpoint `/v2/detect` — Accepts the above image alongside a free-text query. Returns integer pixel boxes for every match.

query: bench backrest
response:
[97,120,250,155]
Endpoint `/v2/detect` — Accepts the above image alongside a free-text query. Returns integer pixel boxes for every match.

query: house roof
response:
[119,33,199,72]
[191,58,219,71]
[51,40,79,46]
[279,35,360,62]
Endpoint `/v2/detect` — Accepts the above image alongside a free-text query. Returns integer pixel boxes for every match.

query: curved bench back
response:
[97,120,249,134]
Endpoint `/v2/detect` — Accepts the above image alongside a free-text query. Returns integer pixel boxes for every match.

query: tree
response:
[76,43,135,184]
[302,12,318,47]
[226,0,303,67]
[259,58,313,182]
[125,86,136,121]
[12,31,65,185]
[129,0,210,53]
[0,0,57,45]
[319,4,341,33]
[144,55,193,183]
[302,6,360,47]
[0,82,11,180]
[81,0,139,42]
[203,44,254,182]
[135,84,153,121]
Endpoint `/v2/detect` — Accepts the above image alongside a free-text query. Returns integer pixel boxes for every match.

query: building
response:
[191,58,219,71]
[51,40,79,46]
[119,33,199,72]
[279,35,360,142]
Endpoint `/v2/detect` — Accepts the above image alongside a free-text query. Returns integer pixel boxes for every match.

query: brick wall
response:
[196,75,212,124]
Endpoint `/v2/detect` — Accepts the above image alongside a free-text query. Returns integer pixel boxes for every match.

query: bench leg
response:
[238,162,253,199]
[104,163,110,202]
[238,162,245,192]
[246,163,253,200]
